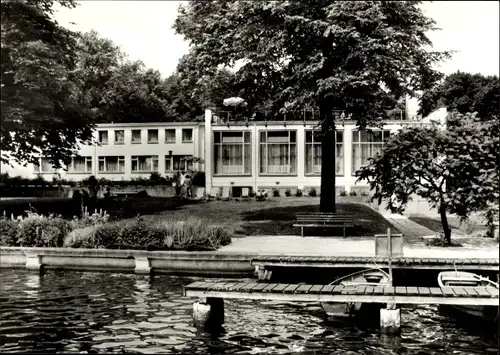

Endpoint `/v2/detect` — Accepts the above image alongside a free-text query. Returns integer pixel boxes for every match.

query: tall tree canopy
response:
[1,0,95,168]
[419,71,500,120]
[174,0,449,211]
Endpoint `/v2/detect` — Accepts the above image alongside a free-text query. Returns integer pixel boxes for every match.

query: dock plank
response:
[395,287,407,296]
[239,283,259,292]
[294,284,314,294]
[430,288,443,297]
[441,287,455,297]
[384,287,395,296]
[418,287,431,296]
[464,288,479,297]
[320,285,335,294]
[453,287,468,297]
[227,282,250,292]
[364,286,375,296]
[261,283,280,293]
[407,287,419,296]
[309,285,325,293]
[486,288,499,297]
[332,285,344,295]
[250,283,268,292]
[373,286,385,295]
[283,284,301,293]
[475,288,491,297]
[271,284,289,293]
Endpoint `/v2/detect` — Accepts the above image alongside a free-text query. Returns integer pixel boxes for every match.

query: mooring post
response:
[25,253,42,270]
[380,228,400,334]
[193,297,224,328]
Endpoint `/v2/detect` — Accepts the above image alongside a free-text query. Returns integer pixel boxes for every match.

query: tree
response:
[356,112,499,244]
[174,0,448,212]
[1,0,95,168]
[419,71,500,120]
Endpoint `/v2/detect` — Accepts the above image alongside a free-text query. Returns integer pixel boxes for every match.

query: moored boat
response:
[437,271,499,320]
[321,268,391,318]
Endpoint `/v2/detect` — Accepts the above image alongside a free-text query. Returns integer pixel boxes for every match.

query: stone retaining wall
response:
[0,247,254,277]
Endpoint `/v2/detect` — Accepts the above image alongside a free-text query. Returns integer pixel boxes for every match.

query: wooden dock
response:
[251,256,500,271]
[184,281,500,306]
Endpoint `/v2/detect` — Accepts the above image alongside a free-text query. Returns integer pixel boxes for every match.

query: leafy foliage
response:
[356,112,499,244]
[420,71,500,120]
[1,0,95,168]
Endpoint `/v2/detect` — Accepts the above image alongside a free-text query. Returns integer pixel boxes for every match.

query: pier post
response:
[25,253,42,270]
[193,297,224,328]
[134,256,151,274]
[380,304,400,334]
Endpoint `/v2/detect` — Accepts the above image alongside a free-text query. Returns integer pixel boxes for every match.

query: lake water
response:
[0,269,497,354]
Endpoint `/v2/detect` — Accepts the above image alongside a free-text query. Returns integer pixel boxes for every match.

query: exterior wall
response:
[205,109,435,193]
[2,122,204,182]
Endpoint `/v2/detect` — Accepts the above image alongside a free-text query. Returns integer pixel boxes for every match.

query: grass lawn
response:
[147,197,398,237]
[408,214,487,235]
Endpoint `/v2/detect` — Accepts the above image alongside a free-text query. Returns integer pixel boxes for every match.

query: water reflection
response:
[0,269,497,355]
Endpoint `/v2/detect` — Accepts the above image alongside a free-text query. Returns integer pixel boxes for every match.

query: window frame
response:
[258,130,298,176]
[304,130,344,176]
[165,129,176,143]
[213,131,252,176]
[131,129,142,144]
[351,129,391,175]
[98,130,108,145]
[34,158,55,174]
[147,129,159,144]
[114,130,124,145]
[182,128,193,143]
[172,155,193,171]
[131,155,159,173]
[97,156,125,173]
[67,156,92,174]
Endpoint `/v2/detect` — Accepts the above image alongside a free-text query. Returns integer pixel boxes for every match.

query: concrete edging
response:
[0,247,254,277]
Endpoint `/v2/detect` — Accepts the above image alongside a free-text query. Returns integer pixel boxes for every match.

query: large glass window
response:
[305,130,344,175]
[172,155,193,171]
[214,131,251,175]
[131,155,159,172]
[35,158,54,173]
[352,130,391,174]
[68,156,92,173]
[131,129,141,144]
[98,156,125,173]
[259,130,297,175]
[165,129,176,143]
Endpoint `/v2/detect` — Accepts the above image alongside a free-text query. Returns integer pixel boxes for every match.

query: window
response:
[131,155,159,172]
[147,129,159,143]
[98,131,108,144]
[35,158,54,173]
[352,130,391,174]
[98,156,125,173]
[305,130,344,175]
[131,129,141,144]
[165,129,176,143]
[182,128,193,142]
[214,131,251,175]
[114,130,124,144]
[173,155,193,171]
[165,156,172,172]
[68,156,92,173]
[259,130,297,175]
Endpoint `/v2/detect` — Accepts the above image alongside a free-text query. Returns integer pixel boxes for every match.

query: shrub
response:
[295,189,303,197]
[340,190,348,196]
[361,191,369,197]
[273,188,280,197]
[308,187,317,197]
[17,212,71,247]
[0,218,20,246]
[349,191,358,196]
[284,189,292,197]
[149,172,166,185]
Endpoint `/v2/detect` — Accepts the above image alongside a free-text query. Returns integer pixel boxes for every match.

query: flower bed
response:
[0,212,231,251]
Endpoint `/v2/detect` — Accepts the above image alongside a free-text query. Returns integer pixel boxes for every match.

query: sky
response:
[54,1,500,79]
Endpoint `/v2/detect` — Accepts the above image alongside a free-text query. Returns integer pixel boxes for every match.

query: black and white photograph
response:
[0,0,499,354]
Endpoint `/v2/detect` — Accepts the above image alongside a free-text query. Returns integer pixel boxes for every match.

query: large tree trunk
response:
[439,204,451,245]
[319,103,336,212]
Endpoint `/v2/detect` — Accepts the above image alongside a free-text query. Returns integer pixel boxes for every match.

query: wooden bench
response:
[294,213,354,237]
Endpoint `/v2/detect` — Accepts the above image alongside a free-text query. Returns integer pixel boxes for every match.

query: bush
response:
[340,190,348,196]
[17,212,71,247]
[285,189,292,197]
[308,187,317,197]
[149,172,166,185]
[349,191,358,196]
[67,216,232,251]
[0,218,19,246]
[273,188,280,197]
[361,191,369,197]
[295,189,303,197]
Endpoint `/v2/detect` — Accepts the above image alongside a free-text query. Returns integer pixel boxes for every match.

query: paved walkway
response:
[381,213,435,245]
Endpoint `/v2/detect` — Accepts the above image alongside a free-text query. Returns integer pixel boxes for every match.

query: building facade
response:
[2,108,446,194]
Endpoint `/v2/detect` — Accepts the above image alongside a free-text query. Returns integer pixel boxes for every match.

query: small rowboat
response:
[438,271,499,320]
[321,268,391,317]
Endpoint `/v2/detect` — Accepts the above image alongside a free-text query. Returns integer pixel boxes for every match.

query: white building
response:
[2,108,447,194]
